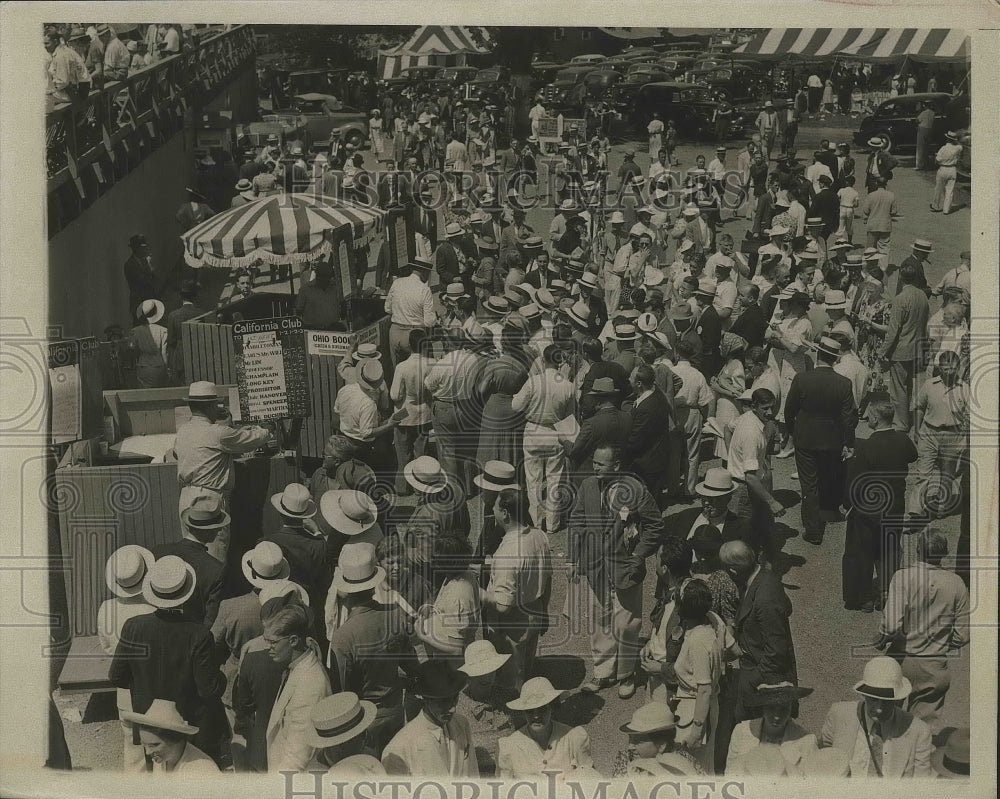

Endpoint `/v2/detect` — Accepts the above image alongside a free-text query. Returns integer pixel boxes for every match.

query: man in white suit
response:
[818,657,932,778]
[264,600,331,772]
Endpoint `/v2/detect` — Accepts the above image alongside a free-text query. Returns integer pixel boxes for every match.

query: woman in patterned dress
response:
[475,326,531,470]
[765,289,814,457]
[852,269,891,402]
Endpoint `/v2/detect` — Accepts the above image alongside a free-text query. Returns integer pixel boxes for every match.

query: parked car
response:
[852,92,970,154]
[541,65,598,105]
[584,69,623,99]
[607,67,672,111]
[684,64,769,102]
[619,46,659,61]
[571,53,608,65]
[656,56,697,77]
[628,81,747,140]
[285,94,369,147]
[530,51,561,71]
[466,66,513,101]
[431,66,479,86]
[401,65,443,83]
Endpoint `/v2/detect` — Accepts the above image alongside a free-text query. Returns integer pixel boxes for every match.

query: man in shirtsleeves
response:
[174,381,272,516]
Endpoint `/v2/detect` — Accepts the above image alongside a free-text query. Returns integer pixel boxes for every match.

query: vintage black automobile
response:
[626,81,746,140]
[853,92,970,154]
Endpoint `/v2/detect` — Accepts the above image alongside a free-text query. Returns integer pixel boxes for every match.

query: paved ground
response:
[57,116,972,773]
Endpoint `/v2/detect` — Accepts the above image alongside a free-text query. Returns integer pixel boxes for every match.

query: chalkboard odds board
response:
[232,316,311,422]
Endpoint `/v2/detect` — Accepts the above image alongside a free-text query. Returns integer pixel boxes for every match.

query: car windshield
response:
[679,87,714,102]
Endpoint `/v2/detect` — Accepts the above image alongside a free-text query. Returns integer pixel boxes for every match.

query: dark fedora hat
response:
[410,660,467,698]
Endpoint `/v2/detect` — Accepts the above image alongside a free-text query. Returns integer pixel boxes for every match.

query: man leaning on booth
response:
[174,381,273,515]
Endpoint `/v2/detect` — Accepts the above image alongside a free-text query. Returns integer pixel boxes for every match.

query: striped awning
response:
[378,26,490,79]
[839,29,969,63]
[182,194,385,269]
[734,28,969,63]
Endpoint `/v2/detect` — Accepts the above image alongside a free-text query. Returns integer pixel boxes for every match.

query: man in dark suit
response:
[164,279,204,386]
[842,398,918,612]
[259,484,329,626]
[879,263,930,433]
[809,173,840,239]
[577,337,631,420]
[863,136,897,192]
[720,539,797,723]
[623,365,673,505]
[784,336,859,545]
[110,556,227,764]
[663,467,753,547]
[728,283,767,349]
[693,283,723,379]
[123,233,158,319]
[569,444,664,699]
[153,496,227,627]
[566,377,631,478]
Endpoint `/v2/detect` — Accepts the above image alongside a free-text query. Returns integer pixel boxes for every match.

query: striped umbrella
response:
[181,193,385,269]
[838,29,970,63]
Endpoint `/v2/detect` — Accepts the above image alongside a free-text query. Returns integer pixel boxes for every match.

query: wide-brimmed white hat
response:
[458,640,511,677]
[823,290,848,310]
[474,460,520,493]
[403,455,448,494]
[564,300,591,330]
[507,676,566,711]
[121,699,198,735]
[270,483,317,519]
[619,702,676,735]
[305,692,377,749]
[853,656,912,700]
[320,490,378,536]
[105,545,154,598]
[257,578,310,607]
[135,299,165,325]
[578,271,600,290]
[180,494,230,532]
[242,541,290,589]
[142,555,197,609]
[695,467,735,497]
[186,380,223,402]
[332,542,385,594]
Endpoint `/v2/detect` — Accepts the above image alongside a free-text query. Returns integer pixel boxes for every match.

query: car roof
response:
[882,92,951,102]
[641,81,713,92]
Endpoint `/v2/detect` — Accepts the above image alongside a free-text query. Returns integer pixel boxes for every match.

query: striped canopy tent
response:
[378,26,490,80]
[181,194,385,269]
[734,28,969,63]
[838,29,970,63]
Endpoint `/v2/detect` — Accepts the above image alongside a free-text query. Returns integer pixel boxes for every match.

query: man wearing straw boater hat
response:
[211,541,291,729]
[99,545,156,769]
[618,702,704,777]
[818,656,933,778]
[384,257,436,366]
[783,336,857,545]
[886,237,933,297]
[302,692,379,773]
[261,483,330,624]
[155,494,228,626]
[110,555,228,766]
[381,660,479,777]
[402,455,471,575]
[327,542,417,756]
[122,699,218,774]
[174,380,272,516]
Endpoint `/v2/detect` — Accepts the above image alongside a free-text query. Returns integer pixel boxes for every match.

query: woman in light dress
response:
[764,290,814,457]
[710,333,748,458]
[128,299,169,388]
[369,109,391,164]
[647,112,664,161]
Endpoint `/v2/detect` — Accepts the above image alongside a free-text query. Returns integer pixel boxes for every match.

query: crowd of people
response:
[90,29,976,782]
[45,22,221,106]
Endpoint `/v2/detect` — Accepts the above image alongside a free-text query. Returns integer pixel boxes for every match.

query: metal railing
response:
[46,25,256,225]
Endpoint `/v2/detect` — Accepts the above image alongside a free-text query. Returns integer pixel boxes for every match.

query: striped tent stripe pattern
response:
[181,194,385,269]
[838,28,969,62]
[733,28,969,63]
[378,26,490,79]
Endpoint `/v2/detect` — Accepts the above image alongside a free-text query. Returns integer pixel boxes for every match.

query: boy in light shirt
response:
[835,175,859,243]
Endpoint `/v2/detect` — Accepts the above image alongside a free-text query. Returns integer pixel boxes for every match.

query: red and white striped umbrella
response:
[181,193,385,269]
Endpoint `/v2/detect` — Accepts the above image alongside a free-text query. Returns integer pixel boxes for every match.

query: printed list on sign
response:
[241,331,289,420]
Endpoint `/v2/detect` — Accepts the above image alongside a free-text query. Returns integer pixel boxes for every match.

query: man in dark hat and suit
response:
[623,364,674,506]
[123,233,158,317]
[567,377,631,475]
[381,661,478,776]
[784,336,858,545]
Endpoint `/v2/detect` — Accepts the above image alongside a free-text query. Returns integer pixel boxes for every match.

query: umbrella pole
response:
[289,262,297,299]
